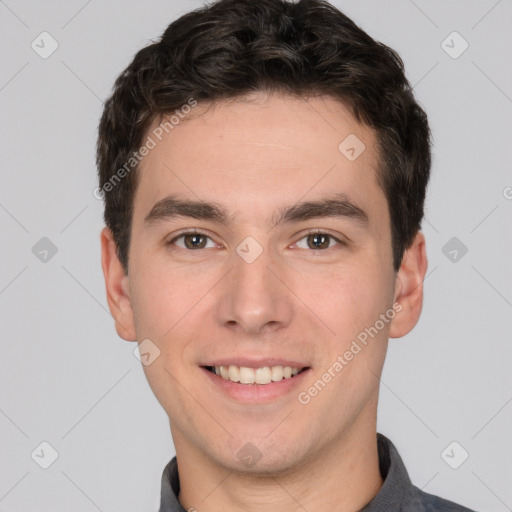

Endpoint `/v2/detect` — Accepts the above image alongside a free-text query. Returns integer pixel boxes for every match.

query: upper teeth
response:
[214,365,301,385]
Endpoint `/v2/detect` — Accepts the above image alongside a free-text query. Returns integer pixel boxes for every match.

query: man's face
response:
[114,93,404,472]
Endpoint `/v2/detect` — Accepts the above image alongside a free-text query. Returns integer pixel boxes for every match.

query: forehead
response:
[133,93,387,230]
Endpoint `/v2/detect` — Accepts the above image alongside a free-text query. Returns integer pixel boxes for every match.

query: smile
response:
[204,365,307,385]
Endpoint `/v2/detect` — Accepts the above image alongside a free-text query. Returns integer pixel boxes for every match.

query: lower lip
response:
[201,367,311,403]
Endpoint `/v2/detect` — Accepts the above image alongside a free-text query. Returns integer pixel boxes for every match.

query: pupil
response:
[310,233,328,249]
[186,234,206,249]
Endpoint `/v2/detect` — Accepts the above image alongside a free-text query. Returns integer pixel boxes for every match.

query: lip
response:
[201,365,311,403]
[201,358,308,368]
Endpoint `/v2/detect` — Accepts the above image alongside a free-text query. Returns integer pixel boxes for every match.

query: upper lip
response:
[201,358,309,369]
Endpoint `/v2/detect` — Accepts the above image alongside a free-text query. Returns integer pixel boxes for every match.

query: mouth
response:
[202,365,309,385]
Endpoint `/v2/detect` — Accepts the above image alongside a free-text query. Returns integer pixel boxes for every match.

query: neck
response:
[173,416,383,511]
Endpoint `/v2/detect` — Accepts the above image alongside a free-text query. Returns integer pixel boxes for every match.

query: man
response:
[97,0,476,510]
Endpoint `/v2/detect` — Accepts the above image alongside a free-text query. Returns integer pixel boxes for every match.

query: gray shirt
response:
[158,433,476,511]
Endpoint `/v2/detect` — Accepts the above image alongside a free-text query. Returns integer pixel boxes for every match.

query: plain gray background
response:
[1,0,511,510]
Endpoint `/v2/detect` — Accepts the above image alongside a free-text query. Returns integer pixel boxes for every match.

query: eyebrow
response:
[144,193,369,229]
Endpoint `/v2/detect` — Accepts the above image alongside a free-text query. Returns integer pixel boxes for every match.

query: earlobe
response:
[100,227,137,341]
[389,231,428,339]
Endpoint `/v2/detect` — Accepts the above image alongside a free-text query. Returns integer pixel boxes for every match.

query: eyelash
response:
[166,229,346,251]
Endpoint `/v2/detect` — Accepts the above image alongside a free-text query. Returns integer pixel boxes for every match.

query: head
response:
[98,0,430,474]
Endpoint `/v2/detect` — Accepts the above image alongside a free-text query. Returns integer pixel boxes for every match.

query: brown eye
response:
[308,233,330,249]
[184,234,207,249]
[295,232,343,250]
[169,232,215,250]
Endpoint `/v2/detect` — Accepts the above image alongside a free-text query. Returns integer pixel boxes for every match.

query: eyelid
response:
[166,228,222,247]
[293,229,347,248]
[300,228,346,241]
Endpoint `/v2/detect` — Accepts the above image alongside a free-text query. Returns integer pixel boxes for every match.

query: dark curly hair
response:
[96,0,431,274]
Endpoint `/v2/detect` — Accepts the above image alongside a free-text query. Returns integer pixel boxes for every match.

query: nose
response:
[213,239,294,336]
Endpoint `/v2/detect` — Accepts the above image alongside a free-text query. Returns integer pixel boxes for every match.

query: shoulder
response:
[404,485,477,512]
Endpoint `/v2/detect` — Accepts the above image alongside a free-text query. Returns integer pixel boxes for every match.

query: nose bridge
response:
[215,235,293,334]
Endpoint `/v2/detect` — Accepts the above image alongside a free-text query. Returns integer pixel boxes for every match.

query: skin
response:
[101,92,428,511]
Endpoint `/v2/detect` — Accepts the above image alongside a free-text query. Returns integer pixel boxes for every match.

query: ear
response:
[389,231,428,339]
[100,227,137,341]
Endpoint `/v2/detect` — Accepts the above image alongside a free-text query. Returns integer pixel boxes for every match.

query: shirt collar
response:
[159,433,413,512]
[359,433,415,511]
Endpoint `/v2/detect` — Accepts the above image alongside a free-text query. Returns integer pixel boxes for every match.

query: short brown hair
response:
[96,0,431,273]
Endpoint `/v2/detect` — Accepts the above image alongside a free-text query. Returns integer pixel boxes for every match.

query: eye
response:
[168,231,217,250]
[295,231,344,250]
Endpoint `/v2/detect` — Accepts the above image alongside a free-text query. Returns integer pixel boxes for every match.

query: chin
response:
[208,436,311,476]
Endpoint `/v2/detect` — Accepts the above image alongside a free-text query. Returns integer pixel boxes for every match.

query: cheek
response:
[129,260,214,372]
[292,260,391,337]
[129,252,192,332]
